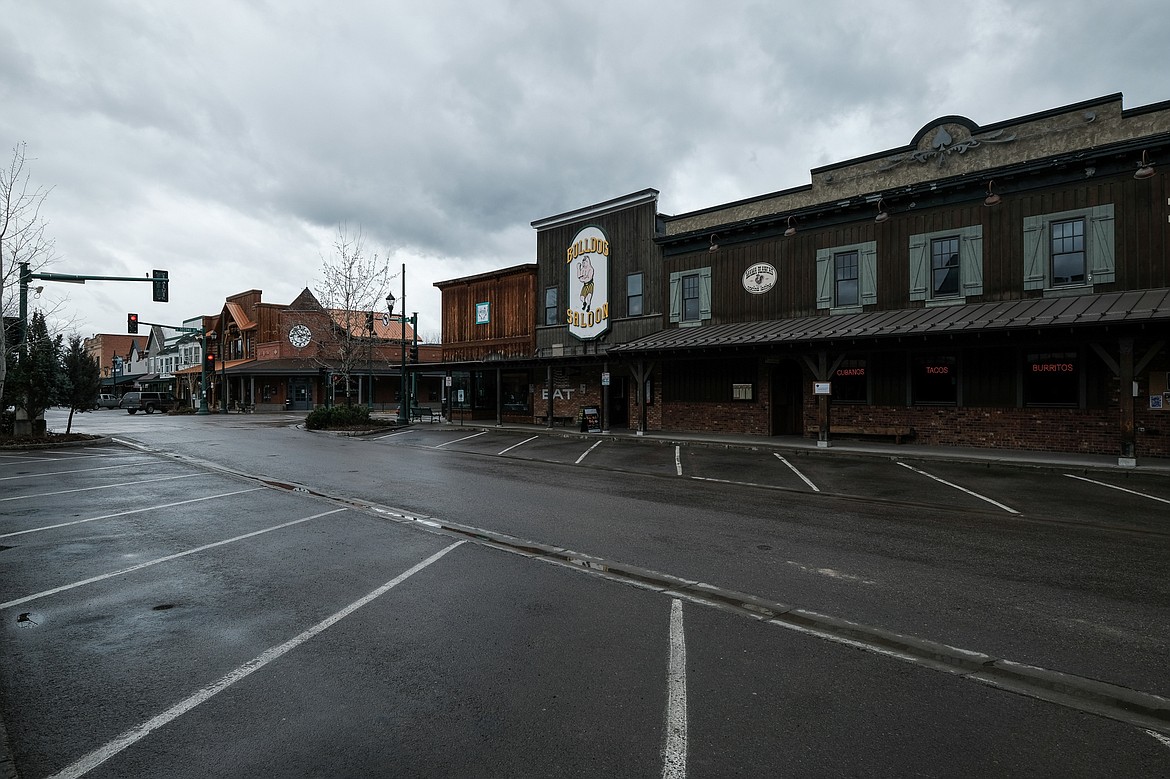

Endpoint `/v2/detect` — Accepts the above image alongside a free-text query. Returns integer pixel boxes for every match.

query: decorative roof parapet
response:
[664,93,1170,237]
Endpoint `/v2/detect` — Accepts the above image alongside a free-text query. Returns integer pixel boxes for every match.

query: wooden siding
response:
[661,168,1168,324]
[535,199,662,350]
[440,269,536,362]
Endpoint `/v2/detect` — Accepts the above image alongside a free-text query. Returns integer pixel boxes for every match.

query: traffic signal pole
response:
[16,263,170,347]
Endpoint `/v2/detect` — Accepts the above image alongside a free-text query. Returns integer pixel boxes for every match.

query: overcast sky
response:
[3,1,1166,342]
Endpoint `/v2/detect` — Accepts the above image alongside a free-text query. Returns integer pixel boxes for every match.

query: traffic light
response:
[152,269,169,302]
[205,352,215,371]
[127,313,139,334]
[409,343,419,363]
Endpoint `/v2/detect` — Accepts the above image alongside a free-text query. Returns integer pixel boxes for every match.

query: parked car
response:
[119,391,176,414]
[96,393,119,409]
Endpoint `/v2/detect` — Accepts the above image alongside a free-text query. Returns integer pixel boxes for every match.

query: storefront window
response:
[1024,351,1079,407]
[913,354,957,405]
[833,358,867,403]
[502,371,530,412]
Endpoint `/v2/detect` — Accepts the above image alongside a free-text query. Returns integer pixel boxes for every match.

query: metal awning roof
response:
[610,288,1170,355]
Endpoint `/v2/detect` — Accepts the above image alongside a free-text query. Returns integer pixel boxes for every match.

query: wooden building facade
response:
[614,94,1170,462]
[434,94,1169,462]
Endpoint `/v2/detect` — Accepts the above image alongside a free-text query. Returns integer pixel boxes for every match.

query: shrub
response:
[305,404,372,430]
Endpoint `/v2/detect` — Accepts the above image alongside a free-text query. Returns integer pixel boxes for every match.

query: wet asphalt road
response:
[1,409,1168,777]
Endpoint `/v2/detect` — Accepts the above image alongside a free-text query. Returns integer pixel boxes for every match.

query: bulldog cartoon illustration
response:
[577,256,595,312]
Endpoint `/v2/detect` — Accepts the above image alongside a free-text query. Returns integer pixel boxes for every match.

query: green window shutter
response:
[1022,215,1047,290]
[860,245,878,306]
[908,236,928,301]
[960,232,984,296]
[1089,204,1115,284]
[815,249,832,309]
[698,267,712,320]
[668,272,681,323]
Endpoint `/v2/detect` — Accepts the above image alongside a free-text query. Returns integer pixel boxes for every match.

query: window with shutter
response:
[1020,204,1113,293]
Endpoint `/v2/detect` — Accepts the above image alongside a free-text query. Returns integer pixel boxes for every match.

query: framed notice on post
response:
[814,382,831,395]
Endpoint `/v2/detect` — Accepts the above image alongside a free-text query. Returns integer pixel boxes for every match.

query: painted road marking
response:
[1147,730,1170,750]
[662,598,687,779]
[498,436,539,455]
[774,454,820,492]
[0,488,265,539]
[575,440,604,465]
[0,473,200,503]
[675,446,682,476]
[0,462,140,482]
[0,452,115,464]
[435,431,487,448]
[366,429,413,441]
[896,462,1019,514]
[786,559,876,585]
[44,541,465,779]
[0,508,347,611]
[1064,473,1170,506]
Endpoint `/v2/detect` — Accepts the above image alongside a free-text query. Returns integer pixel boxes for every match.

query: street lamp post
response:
[386,291,407,424]
[367,312,374,410]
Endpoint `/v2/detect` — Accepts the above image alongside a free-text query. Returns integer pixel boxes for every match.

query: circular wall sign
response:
[742,263,777,295]
[289,324,312,348]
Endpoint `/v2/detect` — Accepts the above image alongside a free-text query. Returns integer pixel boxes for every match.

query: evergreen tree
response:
[62,334,101,433]
[8,311,62,436]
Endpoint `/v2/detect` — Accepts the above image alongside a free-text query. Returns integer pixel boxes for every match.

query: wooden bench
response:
[538,415,577,427]
[410,407,438,423]
[807,425,913,444]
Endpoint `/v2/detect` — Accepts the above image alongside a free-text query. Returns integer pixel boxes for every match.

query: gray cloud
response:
[2,0,1166,336]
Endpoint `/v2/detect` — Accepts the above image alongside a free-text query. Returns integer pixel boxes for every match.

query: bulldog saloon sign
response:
[566,226,610,340]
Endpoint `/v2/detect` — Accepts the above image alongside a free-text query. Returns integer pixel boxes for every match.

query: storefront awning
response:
[610,288,1170,356]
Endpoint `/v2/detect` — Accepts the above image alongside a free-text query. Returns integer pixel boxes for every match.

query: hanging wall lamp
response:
[708,233,720,253]
[984,180,1002,207]
[1134,150,1155,180]
[784,216,797,237]
[874,199,889,223]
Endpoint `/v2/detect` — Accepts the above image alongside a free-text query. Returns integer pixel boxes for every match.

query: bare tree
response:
[313,224,391,403]
[0,143,58,406]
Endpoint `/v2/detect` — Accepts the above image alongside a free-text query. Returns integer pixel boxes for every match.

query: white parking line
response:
[662,598,687,779]
[44,541,465,779]
[1064,473,1170,505]
[1,508,347,611]
[0,488,265,539]
[575,440,604,465]
[675,446,683,476]
[1147,729,1170,751]
[0,473,200,503]
[366,429,413,441]
[0,452,114,464]
[434,431,487,448]
[773,454,820,492]
[896,462,1019,514]
[498,436,539,455]
[785,559,875,585]
[0,462,139,482]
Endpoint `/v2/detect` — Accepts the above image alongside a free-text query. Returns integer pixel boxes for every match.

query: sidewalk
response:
[421,417,1170,475]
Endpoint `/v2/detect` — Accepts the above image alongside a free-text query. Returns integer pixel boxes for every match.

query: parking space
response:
[4,438,1168,776]
[369,426,1170,530]
[898,459,1170,529]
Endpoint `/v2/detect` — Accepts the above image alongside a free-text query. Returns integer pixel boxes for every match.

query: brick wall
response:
[809,401,1170,458]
